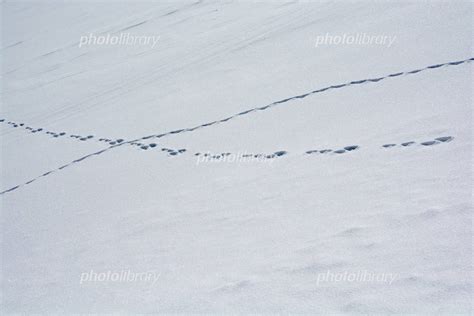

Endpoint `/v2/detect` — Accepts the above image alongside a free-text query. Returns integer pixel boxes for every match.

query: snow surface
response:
[1,0,473,314]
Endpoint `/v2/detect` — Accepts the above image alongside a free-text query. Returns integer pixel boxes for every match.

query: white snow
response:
[1,1,472,314]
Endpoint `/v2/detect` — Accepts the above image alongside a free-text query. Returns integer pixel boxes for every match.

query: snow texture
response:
[1,1,472,314]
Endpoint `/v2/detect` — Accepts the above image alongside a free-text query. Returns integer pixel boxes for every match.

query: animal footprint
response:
[435,136,453,143]
[421,140,439,146]
[344,145,359,151]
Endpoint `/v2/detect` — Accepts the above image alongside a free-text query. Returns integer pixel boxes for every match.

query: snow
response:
[1,0,472,313]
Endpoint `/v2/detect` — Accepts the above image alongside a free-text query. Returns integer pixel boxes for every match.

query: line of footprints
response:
[196,136,453,161]
[1,119,126,144]
[381,136,453,148]
[1,118,453,159]
[0,118,188,155]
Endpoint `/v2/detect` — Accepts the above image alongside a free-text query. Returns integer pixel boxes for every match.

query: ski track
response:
[0,58,471,195]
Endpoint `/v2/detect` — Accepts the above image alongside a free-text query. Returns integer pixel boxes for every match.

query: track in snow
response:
[0,57,471,195]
